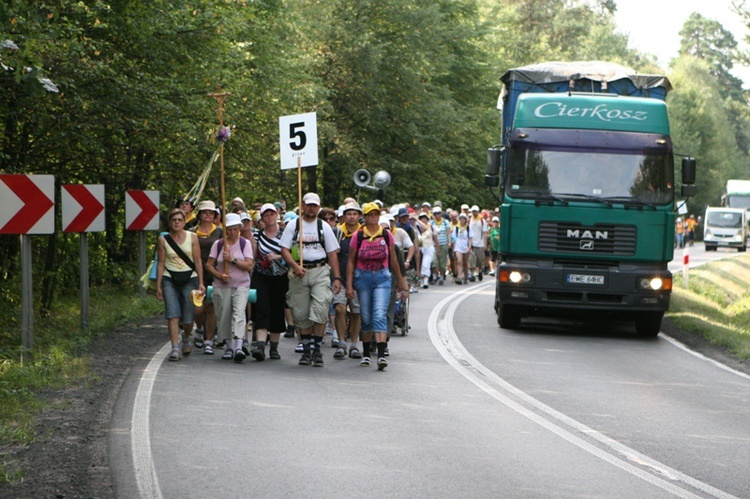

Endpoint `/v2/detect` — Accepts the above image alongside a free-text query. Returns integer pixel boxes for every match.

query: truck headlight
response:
[639,276,671,291]
[500,270,532,284]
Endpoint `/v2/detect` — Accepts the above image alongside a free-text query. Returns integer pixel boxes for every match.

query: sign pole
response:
[21,234,34,360]
[297,156,304,265]
[138,231,146,297]
[80,233,90,330]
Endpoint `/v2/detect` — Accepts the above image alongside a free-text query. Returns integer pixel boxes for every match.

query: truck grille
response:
[538,222,636,255]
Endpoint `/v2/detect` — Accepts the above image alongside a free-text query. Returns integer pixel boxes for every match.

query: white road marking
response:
[131,342,169,499]
[428,282,739,499]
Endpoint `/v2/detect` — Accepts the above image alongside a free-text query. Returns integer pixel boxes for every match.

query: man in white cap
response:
[280,192,342,367]
[468,205,488,282]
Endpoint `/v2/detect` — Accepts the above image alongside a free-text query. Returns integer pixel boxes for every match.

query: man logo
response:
[580,240,594,250]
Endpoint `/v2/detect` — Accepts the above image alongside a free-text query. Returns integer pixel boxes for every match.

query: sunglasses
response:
[324,216,336,221]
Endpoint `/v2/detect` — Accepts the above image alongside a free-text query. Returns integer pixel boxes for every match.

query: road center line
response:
[428,282,737,499]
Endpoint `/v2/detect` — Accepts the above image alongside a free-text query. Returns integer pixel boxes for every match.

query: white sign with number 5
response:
[279,112,318,170]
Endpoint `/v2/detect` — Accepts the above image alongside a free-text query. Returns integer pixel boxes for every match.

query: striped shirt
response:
[254,228,287,276]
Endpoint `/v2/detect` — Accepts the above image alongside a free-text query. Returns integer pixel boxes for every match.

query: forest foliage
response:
[1,0,750,341]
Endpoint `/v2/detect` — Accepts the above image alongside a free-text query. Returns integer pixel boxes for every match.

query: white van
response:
[704,207,748,252]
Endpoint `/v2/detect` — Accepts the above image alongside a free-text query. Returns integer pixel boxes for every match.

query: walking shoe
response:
[468,274,476,282]
[168,348,181,362]
[194,334,205,349]
[383,346,389,357]
[488,270,495,276]
[455,279,463,285]
[269,349,281,360]
[181,341,192,356]
[313,352,325,367]
[331,338,340,348]
[422,284,428,289]
[334,345,347,359]
[204,343,214,355]
[222,349,234,360]
[299,353,312,366]
[284,326,295,338]
[377,357,388,371]
[349,347,362,359]
[233,348,246,362]
[295,342,304,353]
[360,357,371,367]
[478,271,483,281]
[251,346,266,361]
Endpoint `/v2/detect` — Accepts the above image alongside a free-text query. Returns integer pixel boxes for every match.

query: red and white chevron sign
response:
[0,174,55,234]
[62,184,105,233]
[125,190,160,230]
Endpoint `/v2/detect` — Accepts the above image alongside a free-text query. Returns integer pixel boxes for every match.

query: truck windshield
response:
[506,147,672,205]
[707,211,743,228]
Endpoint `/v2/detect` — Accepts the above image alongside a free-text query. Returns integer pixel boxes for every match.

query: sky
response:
[611,0,750,86]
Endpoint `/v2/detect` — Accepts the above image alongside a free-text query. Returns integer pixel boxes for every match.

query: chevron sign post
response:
[0,174,56,356]
[125,190,160,297]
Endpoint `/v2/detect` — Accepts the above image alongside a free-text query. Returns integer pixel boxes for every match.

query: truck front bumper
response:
[495,259,671,318]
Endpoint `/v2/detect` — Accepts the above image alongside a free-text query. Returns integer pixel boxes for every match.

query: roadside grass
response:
[0,286,161,484]
[669,254,750,360]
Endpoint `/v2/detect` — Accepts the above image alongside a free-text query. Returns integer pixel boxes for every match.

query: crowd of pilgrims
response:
[154,194,501,371]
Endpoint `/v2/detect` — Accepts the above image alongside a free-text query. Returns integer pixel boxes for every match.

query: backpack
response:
[215,236,248,255]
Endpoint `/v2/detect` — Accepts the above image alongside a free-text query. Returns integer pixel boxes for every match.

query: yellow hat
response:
[362,202,381,215]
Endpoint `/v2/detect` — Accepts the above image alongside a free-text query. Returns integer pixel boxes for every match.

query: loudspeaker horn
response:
[353,169,371,188]
[373,170,391,189]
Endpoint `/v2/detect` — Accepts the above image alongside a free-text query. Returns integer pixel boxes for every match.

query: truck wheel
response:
[739,245,746,252]
[635,312,662,338]
[497,304,521,330]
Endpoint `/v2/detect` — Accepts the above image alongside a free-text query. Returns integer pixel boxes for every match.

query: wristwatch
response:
[232,258,238,265]
[333,276,343,282]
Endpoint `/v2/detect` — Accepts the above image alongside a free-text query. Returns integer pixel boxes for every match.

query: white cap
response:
[458,213,468,219]
[302,192,321,205]
[225,213,242,227]
[492,216,499,222]
[260,203,277,216]
[422,202,431,207]
[337,205,346,217]
[379,215,390,227]
[432,206,442,214]
[461,204,469,210]
[471,205,480,212]
[239,212,252,222]
[373,199,384,207]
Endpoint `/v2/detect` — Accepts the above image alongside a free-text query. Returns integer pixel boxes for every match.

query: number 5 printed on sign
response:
[279,112,318,170]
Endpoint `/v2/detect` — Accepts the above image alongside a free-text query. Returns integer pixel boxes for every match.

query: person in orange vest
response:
[686,214,699,247]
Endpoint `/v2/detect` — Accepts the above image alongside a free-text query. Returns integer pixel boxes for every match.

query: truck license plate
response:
[567,274,604,285]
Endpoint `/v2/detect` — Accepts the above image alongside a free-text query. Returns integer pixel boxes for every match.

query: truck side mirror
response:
[485,148,503,187]
[486,148,502,176]
[682,157,696,185]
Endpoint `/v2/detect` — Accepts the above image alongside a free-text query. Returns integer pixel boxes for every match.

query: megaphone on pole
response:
[353,169,371,188]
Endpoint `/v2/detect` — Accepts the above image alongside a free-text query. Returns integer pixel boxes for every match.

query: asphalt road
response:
[111,248,749,498]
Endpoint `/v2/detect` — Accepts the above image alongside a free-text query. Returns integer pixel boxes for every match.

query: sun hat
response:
[363,202,381,215]
[379,215,390,227]
[196,200,219,213]
[433,206,442,214]
[385,214,395,222]
[225,213,242,227]
[284,212,298,223]
[343,201,363,214]
[418,212,429,219]
[260,203,277,216]
[302,192,321,205]
[239,212,252,222]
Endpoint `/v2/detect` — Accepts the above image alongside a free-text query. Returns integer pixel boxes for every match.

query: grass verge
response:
[668,254,750,361]
[0,287,161,483]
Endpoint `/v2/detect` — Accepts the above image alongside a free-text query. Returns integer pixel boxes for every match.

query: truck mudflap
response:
[493,259,671,336]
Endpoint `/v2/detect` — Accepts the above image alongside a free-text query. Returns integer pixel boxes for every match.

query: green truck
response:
[485,62,696,337]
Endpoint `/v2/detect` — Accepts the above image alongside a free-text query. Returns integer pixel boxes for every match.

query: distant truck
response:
[485,61,697,337]
[722,180,750,211]
[703,207,748,252]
